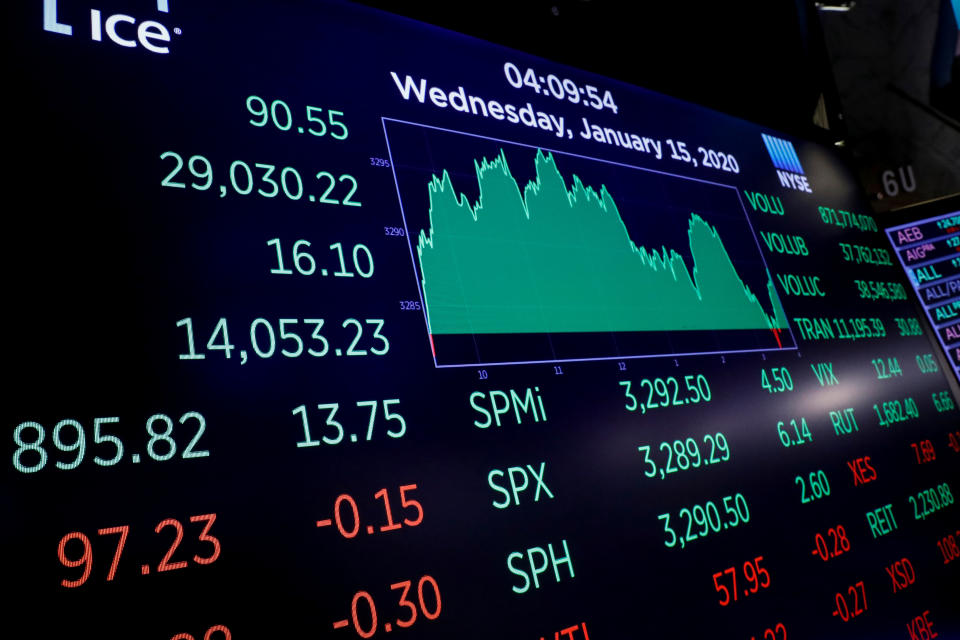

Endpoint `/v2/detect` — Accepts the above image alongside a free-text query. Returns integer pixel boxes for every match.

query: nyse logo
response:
[43,0,180,54]
[762,133,812,193]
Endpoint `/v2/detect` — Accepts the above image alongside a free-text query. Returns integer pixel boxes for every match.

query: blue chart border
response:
[382,117,798,368]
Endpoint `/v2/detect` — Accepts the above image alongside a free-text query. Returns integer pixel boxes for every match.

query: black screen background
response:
[4,1,958,638]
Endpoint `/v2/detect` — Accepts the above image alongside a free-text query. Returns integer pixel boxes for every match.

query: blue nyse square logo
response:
[762,133,811,193]
[761,133,804,175]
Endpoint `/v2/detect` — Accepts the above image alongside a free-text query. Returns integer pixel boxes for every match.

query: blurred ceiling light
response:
[815,2,856,11]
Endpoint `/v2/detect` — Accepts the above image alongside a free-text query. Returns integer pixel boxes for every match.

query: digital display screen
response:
[7,1,960,638]
[887,209,960,383]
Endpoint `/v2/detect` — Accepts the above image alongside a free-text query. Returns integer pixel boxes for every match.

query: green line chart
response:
[383,119,794,366]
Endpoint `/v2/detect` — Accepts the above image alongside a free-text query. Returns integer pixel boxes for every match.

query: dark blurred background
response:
[361,0,960,214]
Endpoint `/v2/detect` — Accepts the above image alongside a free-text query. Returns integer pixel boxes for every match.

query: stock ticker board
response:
[6,1,959,638]
[887,211,960,385]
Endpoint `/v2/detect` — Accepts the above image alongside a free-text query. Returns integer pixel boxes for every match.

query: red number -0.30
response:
[333,575,441,637]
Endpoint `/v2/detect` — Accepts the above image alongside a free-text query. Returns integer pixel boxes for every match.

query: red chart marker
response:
[333,619,349,629]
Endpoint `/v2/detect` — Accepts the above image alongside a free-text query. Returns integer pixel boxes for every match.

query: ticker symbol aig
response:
[43,0,178,54]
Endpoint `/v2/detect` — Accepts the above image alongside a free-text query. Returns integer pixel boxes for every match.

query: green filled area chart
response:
[383,119,794,366]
